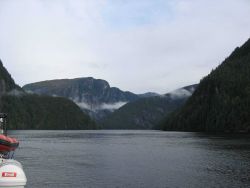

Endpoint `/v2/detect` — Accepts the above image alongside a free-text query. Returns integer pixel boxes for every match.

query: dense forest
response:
[101,85,197,129]
[101,96,187,129]
[0,60,96,130]
[2,37,250,132]
[160,38,250,132]
[23,77,139,121]
[1,95,95,130]
[0,61,20,92]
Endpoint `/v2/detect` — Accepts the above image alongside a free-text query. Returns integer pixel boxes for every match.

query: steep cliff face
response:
[161,38,250,132]
[0,60,20,95]
[23,77,139,120]
[101,85,197,129]
[0,61,96,130]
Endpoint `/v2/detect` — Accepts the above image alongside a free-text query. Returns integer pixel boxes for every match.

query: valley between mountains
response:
[1,38,250,132]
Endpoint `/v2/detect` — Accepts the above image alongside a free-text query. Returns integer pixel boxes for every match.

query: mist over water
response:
[9,130,250,188]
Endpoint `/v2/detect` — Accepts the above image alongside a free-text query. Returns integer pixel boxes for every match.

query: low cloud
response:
[75,101,93,111]
[75,100,127,112]
[7,89,25,97]
[169,88,192,99]
[0,0,250,93]
[100,101,127,111]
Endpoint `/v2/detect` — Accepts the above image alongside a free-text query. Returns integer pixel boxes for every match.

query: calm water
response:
[8,130,250,188]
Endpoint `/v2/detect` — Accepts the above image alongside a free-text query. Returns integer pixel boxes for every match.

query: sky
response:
[0,0,250,94]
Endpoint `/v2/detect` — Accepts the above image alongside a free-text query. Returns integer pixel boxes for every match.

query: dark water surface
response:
[9,130,250,188]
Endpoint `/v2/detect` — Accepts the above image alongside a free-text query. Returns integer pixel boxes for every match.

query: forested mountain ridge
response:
[101,85,197,129]
[23,78,139,120]
[0,60,96,130]
[0,60,21,94]
[160,38,250,132]
[1,95,95,130]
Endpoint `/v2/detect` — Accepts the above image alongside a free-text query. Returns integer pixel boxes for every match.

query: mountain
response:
[160,38,250,132]
[1,95,95,130]
[23,78,139,120]
[101,85,197,129]
[0,60,21,95]
[0,60,96,129]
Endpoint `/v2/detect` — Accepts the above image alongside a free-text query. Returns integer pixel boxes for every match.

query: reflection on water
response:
[8,130,250,188]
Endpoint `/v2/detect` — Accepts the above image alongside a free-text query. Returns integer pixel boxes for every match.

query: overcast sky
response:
[0,0,250,94]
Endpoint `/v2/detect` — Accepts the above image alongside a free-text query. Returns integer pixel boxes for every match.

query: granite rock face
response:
[0,60,96,130]
[23,77,139,120]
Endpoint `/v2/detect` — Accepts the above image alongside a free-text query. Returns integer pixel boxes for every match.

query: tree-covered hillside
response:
[0,60,96,130]
[23,77,139,121]
[160,38,250,132]
[101,85,197,129]
[0,60,20,94]
[1,95,95,130]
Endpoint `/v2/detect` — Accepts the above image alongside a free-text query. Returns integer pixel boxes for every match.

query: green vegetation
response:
[0,60,96,130]
[0,60,20,92]
[1,95,96,130]
[101,95,188,129]
[160,38,250,132]
[23,77,140,121]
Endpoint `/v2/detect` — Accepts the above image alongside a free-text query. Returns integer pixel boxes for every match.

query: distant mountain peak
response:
[0,59,96,130]
[161,38,250,132]
[23,77,139,120]
[101,84,197,130]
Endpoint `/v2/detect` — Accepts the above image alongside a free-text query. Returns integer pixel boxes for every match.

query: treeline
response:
[102,95,188,129]
[0,60,96,130]
[0,61,20,92]
[1,94,96,130]
[160,38,250,132]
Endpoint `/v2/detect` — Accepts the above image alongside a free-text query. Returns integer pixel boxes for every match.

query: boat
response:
[0,135,19,152]
[0,159,26,188]
[0,113,27,188]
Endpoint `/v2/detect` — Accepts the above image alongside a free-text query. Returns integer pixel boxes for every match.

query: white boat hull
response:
[0,159,27,188]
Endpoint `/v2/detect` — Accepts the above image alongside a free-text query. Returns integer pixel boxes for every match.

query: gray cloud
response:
[0,0,250,94]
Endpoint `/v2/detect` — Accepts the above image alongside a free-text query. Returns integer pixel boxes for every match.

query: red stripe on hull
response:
[0,134,19,152]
